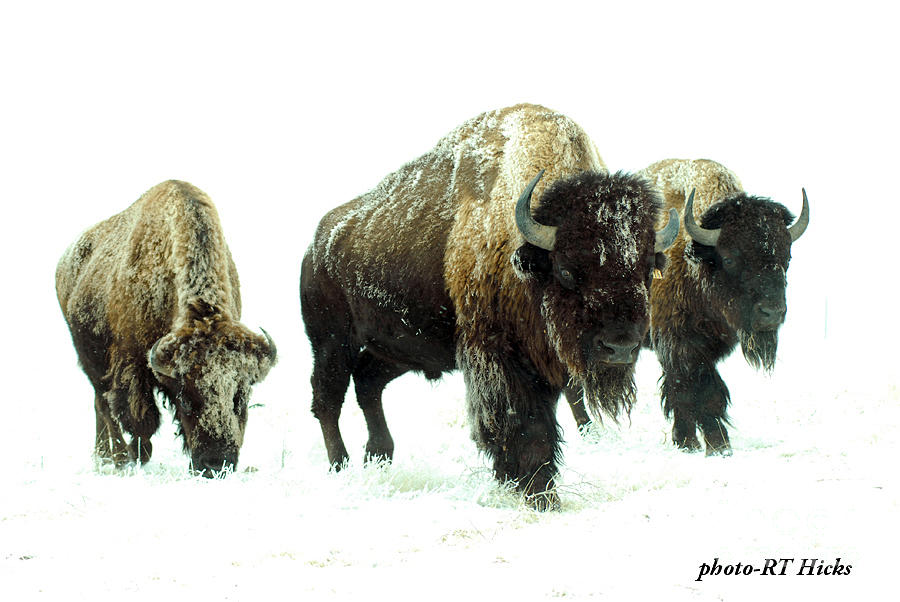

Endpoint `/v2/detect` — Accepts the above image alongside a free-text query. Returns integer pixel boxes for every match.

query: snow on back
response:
[311,104,607,318]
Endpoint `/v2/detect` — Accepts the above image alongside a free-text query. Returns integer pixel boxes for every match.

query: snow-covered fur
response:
[301,104,669,509]
[56,180,276,474]
[639,159,805,455]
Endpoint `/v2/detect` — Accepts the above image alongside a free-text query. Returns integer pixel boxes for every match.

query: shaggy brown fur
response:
[56,180,276,475]
[639,159,807,454]
[301,104,671,509]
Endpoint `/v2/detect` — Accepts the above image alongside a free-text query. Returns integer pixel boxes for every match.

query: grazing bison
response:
[300,104,678,508]
[638,158,809,454]
[56,180,277,476]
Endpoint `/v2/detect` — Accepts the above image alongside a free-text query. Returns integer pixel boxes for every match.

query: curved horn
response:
[515,170,557,251]
[788,188,810,242]
[260,327,277,362]
[683,188,721,247]
[148,338,175,378]
[654,208,680,252]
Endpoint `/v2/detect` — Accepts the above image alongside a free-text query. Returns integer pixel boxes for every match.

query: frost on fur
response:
[301,104,668,510]
[56,180,277,475]
[639,159,808,455]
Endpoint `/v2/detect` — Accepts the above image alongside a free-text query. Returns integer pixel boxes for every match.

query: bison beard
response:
[738,328,779,373]
[543,298,638,422]
[578,367,637,423]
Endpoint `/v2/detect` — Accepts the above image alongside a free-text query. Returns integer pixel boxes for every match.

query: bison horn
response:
[515,170,557,251]
[260,327,277,362]
[788,188,810,242]
[655,208,680,252]
[683,188,721,247]
[148,337,176,378]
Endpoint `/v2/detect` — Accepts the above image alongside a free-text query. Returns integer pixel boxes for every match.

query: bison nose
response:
[591,333,641,365]
[192,452,237,478]
[753,300,786,330]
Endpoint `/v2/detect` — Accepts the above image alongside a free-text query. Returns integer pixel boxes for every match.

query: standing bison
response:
[300,104,678,508]
[56,180,277,476]
[640,159,809,455]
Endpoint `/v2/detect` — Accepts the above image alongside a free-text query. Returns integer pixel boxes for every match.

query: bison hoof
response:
[674,435,703,452]
[329,457,350,472]
[525,489,561,512]
[363,449,394,465]
[576,420,597,438]
[705,445,733,457]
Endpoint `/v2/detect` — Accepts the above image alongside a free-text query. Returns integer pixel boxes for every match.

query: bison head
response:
[683,188,809,370]
[148,318,277,476]
[511,170,678,418]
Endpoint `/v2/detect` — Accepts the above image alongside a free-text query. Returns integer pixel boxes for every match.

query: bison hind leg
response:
[352,351,407,465]
[309,339,355,471]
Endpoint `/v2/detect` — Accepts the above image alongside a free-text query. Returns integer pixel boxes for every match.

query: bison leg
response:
[462,351,561,510]
[102,361,161,466]
[353,350,406,464]
[563,385,592,433]
[94,391,130,466]
[661,363,731,455]
[486,408,561,511]
[129,435,153,465]
[310,342,353,470]
[671,406,702,451]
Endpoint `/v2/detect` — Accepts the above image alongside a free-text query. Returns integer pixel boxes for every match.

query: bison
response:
[300,104,678,508]
[56,180,277,476]
[640,158,808,454]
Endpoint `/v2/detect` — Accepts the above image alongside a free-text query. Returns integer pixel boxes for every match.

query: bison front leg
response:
[563,385,592,433]
[482,411,560,511]
[499,410,561,511]
[102,363,161,466]
[661,363,731,456]
[94,391,130,466]
[462,351,561,510]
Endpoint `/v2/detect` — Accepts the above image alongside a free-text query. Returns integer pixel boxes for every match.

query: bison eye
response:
[556,266,577,289]
[719,250,740,273]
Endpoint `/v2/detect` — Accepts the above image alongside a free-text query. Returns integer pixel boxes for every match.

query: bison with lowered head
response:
[56,180,277,476]
[640,159,809,455]
[300,104,678,508]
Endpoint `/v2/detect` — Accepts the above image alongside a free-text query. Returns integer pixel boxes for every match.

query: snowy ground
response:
[4,341,897,600]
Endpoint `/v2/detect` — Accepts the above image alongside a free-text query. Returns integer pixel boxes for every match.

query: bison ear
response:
[653,252,668,276]
[684,239,717,268]
[511,244,552,283]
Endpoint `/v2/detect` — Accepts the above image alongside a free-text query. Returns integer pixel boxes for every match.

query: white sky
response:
[1,0,897,409]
